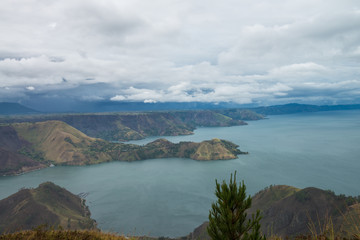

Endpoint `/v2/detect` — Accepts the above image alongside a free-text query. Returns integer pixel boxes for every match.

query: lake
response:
[1,110,359,237]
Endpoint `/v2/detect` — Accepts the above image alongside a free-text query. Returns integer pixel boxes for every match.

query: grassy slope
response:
[0,182,96,234]
[191,138,243,160]
[1,121,245,175]
[0,230,135,240]
[12,121,113,165]
[0,148,45,176]
[248,185,360,238]
[249,185,301,212]
[189,185,360,239]
[0,125,45,175]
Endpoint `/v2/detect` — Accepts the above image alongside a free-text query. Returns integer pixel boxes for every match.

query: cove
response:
[0,110,359,237]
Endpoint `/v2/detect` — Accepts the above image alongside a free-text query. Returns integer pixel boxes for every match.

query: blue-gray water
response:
[0,110,359,237]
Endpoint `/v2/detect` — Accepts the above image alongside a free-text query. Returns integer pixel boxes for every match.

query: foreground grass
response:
[0,227,138,240]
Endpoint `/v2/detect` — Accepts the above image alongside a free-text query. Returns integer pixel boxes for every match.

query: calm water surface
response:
[1,110,359,237]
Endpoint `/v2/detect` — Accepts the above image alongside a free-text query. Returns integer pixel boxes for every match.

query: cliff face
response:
[0,182,97,233]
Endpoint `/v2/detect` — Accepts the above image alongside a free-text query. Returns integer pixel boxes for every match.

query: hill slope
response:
[0,110,256,141]
[11,121,113,166]
[0,125,45,175]
[117,138,246,161]
[249,185,360,238]
[0,121,246,175]
[189,185,360,239]
[0,182,96,233]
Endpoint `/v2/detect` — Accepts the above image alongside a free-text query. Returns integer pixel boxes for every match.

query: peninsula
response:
[0,120,247,176]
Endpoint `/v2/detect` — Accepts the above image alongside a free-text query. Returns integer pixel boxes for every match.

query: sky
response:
[0,0,360,108]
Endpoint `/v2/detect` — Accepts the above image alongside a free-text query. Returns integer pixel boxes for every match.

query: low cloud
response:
[144,99,157,103]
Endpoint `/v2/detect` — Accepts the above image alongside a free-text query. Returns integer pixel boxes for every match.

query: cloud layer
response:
[1,0,360,105]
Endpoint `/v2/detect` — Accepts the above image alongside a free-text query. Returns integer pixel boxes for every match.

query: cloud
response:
[26,86,35,91]
[0,0,359,105]
[144,99,157,103]
[110,95,126,101]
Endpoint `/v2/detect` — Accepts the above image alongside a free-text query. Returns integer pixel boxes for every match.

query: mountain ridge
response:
[0,110,254,141]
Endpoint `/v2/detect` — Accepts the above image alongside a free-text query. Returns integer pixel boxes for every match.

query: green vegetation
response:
[207,172,265,240]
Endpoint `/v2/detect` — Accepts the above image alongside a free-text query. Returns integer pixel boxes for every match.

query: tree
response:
[207,171,265,240]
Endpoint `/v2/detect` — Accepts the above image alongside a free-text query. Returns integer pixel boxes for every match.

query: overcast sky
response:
[1,0,360,106]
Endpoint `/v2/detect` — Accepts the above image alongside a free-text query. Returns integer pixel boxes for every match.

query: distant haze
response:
[0,0,360,108]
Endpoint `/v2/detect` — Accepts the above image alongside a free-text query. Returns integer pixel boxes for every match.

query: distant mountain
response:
[0,102,39,115]
[0,120,246,175]
[22,100,250,113]
[215,109,264,121]
[0,182,97,233]
[251,103,360,115]
[188,185,360,239]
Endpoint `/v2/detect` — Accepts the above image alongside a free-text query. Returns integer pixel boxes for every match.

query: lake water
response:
[1,110,360,237]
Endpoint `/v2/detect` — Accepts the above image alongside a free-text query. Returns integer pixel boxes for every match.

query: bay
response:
[0,110,359,237]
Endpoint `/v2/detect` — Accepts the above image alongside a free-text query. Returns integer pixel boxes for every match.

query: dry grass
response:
[0,225,138,240]
[264,211,360,240]
[342,203,360,239]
